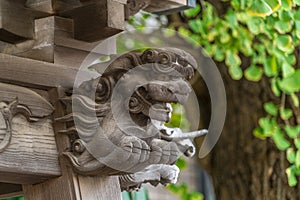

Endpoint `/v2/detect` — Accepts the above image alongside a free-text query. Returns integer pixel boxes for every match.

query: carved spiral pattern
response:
[128,96,144,114]
[96,77,113,103]
[141,49,158,63]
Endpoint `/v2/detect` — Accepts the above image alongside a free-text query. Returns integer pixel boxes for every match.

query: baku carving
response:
[57,48,207,191]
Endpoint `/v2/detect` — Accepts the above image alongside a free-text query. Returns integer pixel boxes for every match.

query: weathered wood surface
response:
[59,0,124,42]
[23,88,122,200]
[0,53,96,88]
[0,83,54,117]
[0,115,60,184]
[23,88,80,200]
[78,176,121,200]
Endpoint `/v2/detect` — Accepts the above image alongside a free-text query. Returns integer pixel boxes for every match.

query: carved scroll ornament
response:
[58,48,207,191]
[0,83,54,153]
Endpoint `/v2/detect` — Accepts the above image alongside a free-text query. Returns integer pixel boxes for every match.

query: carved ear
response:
[96,76,115,103]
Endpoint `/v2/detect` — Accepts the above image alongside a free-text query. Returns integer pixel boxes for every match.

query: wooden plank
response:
[78,176,121,200]
[0,53,97,89]
[0,115,61,184]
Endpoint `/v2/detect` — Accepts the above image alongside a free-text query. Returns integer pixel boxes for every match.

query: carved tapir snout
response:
[142,79,192,104]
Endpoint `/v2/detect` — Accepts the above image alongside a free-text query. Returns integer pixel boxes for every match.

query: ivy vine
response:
[179,0,300,186]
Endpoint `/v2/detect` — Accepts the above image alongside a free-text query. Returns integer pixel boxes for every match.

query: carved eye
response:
[158,52,171,65]
[178,57,188,67]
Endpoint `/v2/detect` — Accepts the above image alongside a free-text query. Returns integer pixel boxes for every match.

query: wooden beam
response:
[59,0,125,42]
[0,53,97,89]
[0,115,61,184]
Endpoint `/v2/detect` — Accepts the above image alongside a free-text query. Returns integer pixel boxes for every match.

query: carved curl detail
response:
[0,98,38,153]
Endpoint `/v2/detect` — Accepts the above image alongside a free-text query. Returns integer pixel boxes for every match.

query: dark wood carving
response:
[58,48,207,191]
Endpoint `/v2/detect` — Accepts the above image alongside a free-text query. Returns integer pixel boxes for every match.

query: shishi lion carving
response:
[57,47,207,191]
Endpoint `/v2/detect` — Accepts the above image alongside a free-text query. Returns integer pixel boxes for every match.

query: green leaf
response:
[282,62,295,78]
[245,65,263,81]
[263,55,278,77]
[259,117,277,136]
[278,70,300,93]
[272,129,290,150]
[287,148,296,163]
[280,107,293,120]
[284,125,300,138]
[176,158,187,170]
[274,21,292,33]
[264,102,278,116]
[295,138,300,149]
[190,192,204,200]
[291,93,299,107]
[214,47,225,62]
[279,10,294,21]
[275,35,293,52]
[266,0,282,11]
[286,165,298,186]
[294,9,300,20]
[246,17,263,34]
[188,19,202,34]
[225,51,241,68]
[229,65,243,80]
[271,78,281,96]
[184,4,201,18]
[281,0,293,10]
[254,126,266,139]
[248,0,280,17]
[296,150,300,168]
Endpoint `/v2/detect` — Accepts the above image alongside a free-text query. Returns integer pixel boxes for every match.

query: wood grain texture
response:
[0,53,96,88]
[0,115,60,184]
[78,175,121,200]
[59,0,124,42]
[0,83,54,117]
[23,88,80,200]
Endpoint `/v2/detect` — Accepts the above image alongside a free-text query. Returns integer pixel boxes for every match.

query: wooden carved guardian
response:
[57,48,207,191]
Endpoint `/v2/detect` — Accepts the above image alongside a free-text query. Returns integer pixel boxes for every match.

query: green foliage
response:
[167,184,203,200]
[180,0,300,187]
